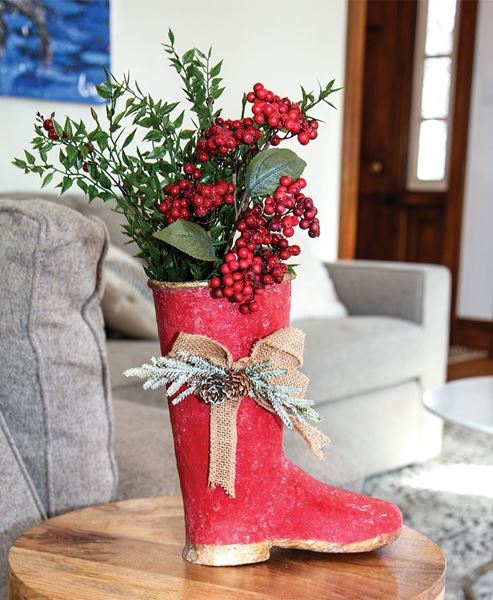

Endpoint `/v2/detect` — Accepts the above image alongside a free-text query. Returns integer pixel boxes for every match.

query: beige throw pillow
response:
[102,245,158,340]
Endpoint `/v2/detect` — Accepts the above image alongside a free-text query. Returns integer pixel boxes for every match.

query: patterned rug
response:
[365,424,493,600]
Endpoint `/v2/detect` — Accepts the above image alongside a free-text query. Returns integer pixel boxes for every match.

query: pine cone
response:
[195,371,250,405]
[223,372,250,401]
[195,374,226,405]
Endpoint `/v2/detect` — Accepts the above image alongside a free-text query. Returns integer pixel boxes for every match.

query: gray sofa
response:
[0,196,450,597]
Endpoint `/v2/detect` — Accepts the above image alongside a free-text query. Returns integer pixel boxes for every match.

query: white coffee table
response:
[423,376,493,600]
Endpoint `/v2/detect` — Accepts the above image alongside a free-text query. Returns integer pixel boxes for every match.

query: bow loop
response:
[169,332,233,369]
[249,327,305,371]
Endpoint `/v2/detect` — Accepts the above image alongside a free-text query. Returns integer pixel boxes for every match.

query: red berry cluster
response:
[246,83,319,146]
[36,111,59,140]
[196,117,261,162]
[264,175,320,238]
[159,175,235,223]
[209,175,318,313]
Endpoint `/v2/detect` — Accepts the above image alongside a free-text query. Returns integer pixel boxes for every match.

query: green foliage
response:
[14,32,338,283]
[245,149,307,197]
[163,29,224,131]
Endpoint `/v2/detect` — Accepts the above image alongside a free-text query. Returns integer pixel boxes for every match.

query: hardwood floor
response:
[447,357,493,381]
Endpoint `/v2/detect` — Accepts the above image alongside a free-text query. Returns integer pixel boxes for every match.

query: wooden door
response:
[356,0,442,263]
[354,0,474,268]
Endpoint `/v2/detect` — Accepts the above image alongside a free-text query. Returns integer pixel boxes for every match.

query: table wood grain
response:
[9,496,446,600]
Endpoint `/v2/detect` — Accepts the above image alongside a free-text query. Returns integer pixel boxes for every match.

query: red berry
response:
[249,301,259,312]
[43,119,53,131]
[48,130,59,140]
[280,176,292,187]
[210,277,221,288]
[298,132,310,145]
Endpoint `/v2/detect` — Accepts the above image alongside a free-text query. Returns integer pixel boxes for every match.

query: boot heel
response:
[183,541,271,566]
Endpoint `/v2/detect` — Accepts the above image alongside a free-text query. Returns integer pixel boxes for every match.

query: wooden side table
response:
[9,496,446,600]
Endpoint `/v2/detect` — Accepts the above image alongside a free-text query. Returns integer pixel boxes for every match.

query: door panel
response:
[356,0,446,266]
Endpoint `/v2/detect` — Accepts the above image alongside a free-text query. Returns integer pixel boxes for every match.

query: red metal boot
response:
[149,279,402,566]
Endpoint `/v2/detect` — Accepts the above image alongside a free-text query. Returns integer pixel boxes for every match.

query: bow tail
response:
[290,416,331,459]
[208,398,240,498]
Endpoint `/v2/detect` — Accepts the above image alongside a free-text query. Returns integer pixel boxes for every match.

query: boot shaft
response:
[150,280,292,543]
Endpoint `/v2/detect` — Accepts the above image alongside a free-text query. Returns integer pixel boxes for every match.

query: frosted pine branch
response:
[124,352,321,428]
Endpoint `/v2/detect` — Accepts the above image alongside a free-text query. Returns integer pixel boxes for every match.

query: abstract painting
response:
[0,0,109,103]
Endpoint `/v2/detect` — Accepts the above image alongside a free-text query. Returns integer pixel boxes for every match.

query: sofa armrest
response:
[326,260,451,388]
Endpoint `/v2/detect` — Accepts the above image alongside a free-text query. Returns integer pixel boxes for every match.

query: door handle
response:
[369,160,384,175]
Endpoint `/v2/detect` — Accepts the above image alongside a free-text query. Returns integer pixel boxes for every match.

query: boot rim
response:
[148,272,295,290]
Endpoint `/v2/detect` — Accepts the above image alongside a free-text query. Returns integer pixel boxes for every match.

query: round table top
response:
[424,375,493,435]
[9,496,446,600]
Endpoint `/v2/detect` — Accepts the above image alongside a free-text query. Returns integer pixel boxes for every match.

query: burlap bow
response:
[168,327,330,497]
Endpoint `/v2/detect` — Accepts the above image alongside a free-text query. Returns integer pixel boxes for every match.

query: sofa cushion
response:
[102,244,158,340]
[296,316,426,403]
[0,199,117,516]
[290,236,347,321]
[0,411,45,600]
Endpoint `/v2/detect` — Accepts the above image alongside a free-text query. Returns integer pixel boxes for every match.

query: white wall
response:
[0,0,347,261]
[457,0,493,320]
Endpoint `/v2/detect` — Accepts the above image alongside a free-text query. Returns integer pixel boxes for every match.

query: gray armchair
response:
[295,260,450,476]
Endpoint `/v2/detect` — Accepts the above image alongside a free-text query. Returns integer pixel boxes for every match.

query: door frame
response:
[338,0,480,344]
[338,0,367,260]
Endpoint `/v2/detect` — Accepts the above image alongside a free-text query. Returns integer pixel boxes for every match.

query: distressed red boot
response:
[145,279,402,566]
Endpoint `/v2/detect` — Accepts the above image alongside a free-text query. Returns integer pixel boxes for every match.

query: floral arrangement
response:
[15,32,337,314]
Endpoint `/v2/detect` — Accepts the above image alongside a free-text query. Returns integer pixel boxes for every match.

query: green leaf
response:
[122,129,136,149]
[182,49,195,63]
[210,60,223,77]
[153,220,217,262]
[146,146,166,160]
[77,179,88,193]
[41,172,54,188]
[12,158,27,169]
[24,150,35,164]
[245,149,307,197]
[66,146,78,163]
[64,117,73,137]
[61,176,73,194]
[53,121,63,137]
[95,83,111,99]
[168,29,175,44]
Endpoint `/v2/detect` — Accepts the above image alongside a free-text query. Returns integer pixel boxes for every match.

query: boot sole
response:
[183,529,401,566]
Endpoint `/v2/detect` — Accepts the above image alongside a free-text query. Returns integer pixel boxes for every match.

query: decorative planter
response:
[148,279,403,566]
